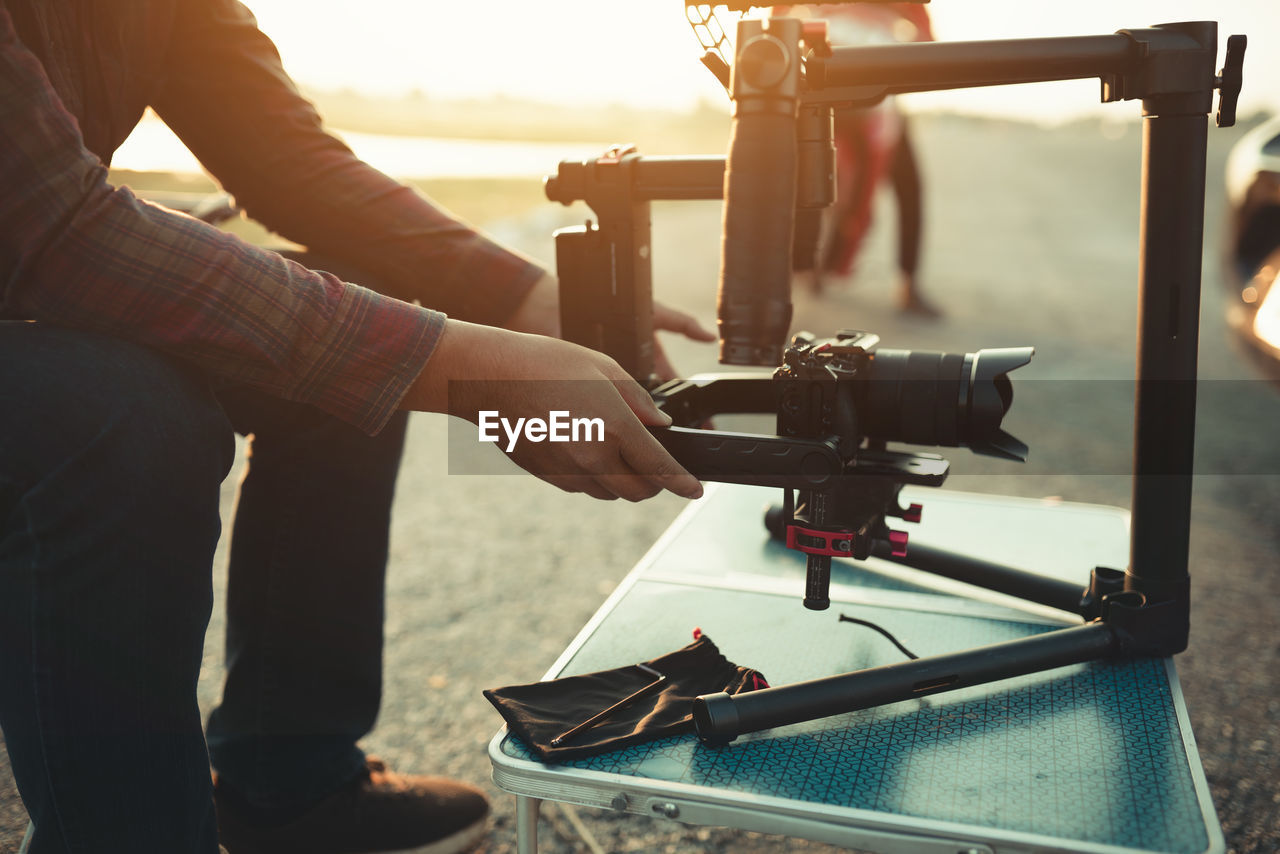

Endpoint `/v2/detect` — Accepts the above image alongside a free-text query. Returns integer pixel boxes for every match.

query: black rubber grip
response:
[648,426,841,488]
[804,555,831,611]
[717,106,796,367]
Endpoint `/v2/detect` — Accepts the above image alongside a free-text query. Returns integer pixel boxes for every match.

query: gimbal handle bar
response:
[808,33,1134,96]
[695,622,1120,747]
[693,579,1186,746]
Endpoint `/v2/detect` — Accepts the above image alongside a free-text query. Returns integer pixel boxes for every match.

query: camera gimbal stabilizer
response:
[544,4,1246,746]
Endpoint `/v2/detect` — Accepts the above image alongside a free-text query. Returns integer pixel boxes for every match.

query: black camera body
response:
[776,330,1034,462]
[645,328,1032,610]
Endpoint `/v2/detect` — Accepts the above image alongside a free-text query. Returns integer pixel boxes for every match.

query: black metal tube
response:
[632,156,726,201]
[544,156,725,206]
[1128,111,1207,597]
[795,105,836,210]
[811,35,1133,92]
[693,622,1118,745]
[718,17,802,367]
[871,541,1086,615]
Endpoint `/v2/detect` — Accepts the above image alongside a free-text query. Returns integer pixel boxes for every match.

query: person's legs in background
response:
[889,119,940,317]
[0,323,234,854]
[822,109,880,280]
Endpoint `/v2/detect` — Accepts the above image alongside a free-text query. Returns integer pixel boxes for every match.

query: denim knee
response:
[0,323,235,503]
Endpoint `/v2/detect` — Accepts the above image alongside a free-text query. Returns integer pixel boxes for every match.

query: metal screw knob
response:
[738,35,790,90]
[1216,35,1247,128]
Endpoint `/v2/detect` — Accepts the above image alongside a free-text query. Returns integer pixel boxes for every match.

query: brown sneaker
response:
[215,757,488,854]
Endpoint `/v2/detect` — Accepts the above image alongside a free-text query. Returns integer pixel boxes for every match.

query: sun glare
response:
[242,0,725,110]
[238,0,1280,121]
[112,1,1280,177]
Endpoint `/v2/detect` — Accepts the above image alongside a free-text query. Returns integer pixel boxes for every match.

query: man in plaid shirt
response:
[0,2,708,852]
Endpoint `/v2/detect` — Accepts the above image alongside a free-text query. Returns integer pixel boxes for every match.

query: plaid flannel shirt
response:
[0,0,544,433]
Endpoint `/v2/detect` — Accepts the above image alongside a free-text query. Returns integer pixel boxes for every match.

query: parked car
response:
[1223,114,1280,379]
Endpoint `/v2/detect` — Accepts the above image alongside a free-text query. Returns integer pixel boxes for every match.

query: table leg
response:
[516,795,541,854]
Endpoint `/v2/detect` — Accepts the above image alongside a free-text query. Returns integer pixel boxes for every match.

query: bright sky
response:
[241,0,1280,123]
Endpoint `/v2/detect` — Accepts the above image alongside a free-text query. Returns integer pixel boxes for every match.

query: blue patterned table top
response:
[493,486,1221,854]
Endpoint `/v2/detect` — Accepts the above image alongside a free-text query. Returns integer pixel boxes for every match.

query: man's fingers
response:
[654,303,716,342]
[593,471,664,503]
[603,365,672,428]
[485,344,703,502]
[542,473,618,500]
[600,376,702,499]
[583,483,621,501]
[619,430,703,500]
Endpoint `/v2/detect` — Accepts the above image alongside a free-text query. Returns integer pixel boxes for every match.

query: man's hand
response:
[505,272,715,381]
[403,319,703,502]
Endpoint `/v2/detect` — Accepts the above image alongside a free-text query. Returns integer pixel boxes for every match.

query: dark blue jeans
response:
[0,321,407,852]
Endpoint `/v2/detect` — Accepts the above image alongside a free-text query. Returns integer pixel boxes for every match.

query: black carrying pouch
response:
[484,634,767,762]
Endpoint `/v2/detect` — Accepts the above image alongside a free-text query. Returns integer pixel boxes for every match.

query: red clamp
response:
[889,502,923,523]
[785,523,856,557]
[888,530,909,558]
[785,525,910,559]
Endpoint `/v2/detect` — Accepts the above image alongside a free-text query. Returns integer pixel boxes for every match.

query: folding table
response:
[488,483,1222,854]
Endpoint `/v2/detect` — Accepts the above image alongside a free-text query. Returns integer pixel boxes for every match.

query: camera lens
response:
[861,346,1034,460]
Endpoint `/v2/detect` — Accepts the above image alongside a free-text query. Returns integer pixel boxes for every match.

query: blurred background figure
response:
[786,3,939,316]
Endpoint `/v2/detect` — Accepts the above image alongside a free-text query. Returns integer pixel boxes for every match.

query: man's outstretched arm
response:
[0,7,702,499]
[150,1,717,371]
[149,0,545,327]
[0,5,439,435]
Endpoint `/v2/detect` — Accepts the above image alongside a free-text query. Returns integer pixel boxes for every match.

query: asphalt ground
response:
[3,113,1278,852]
